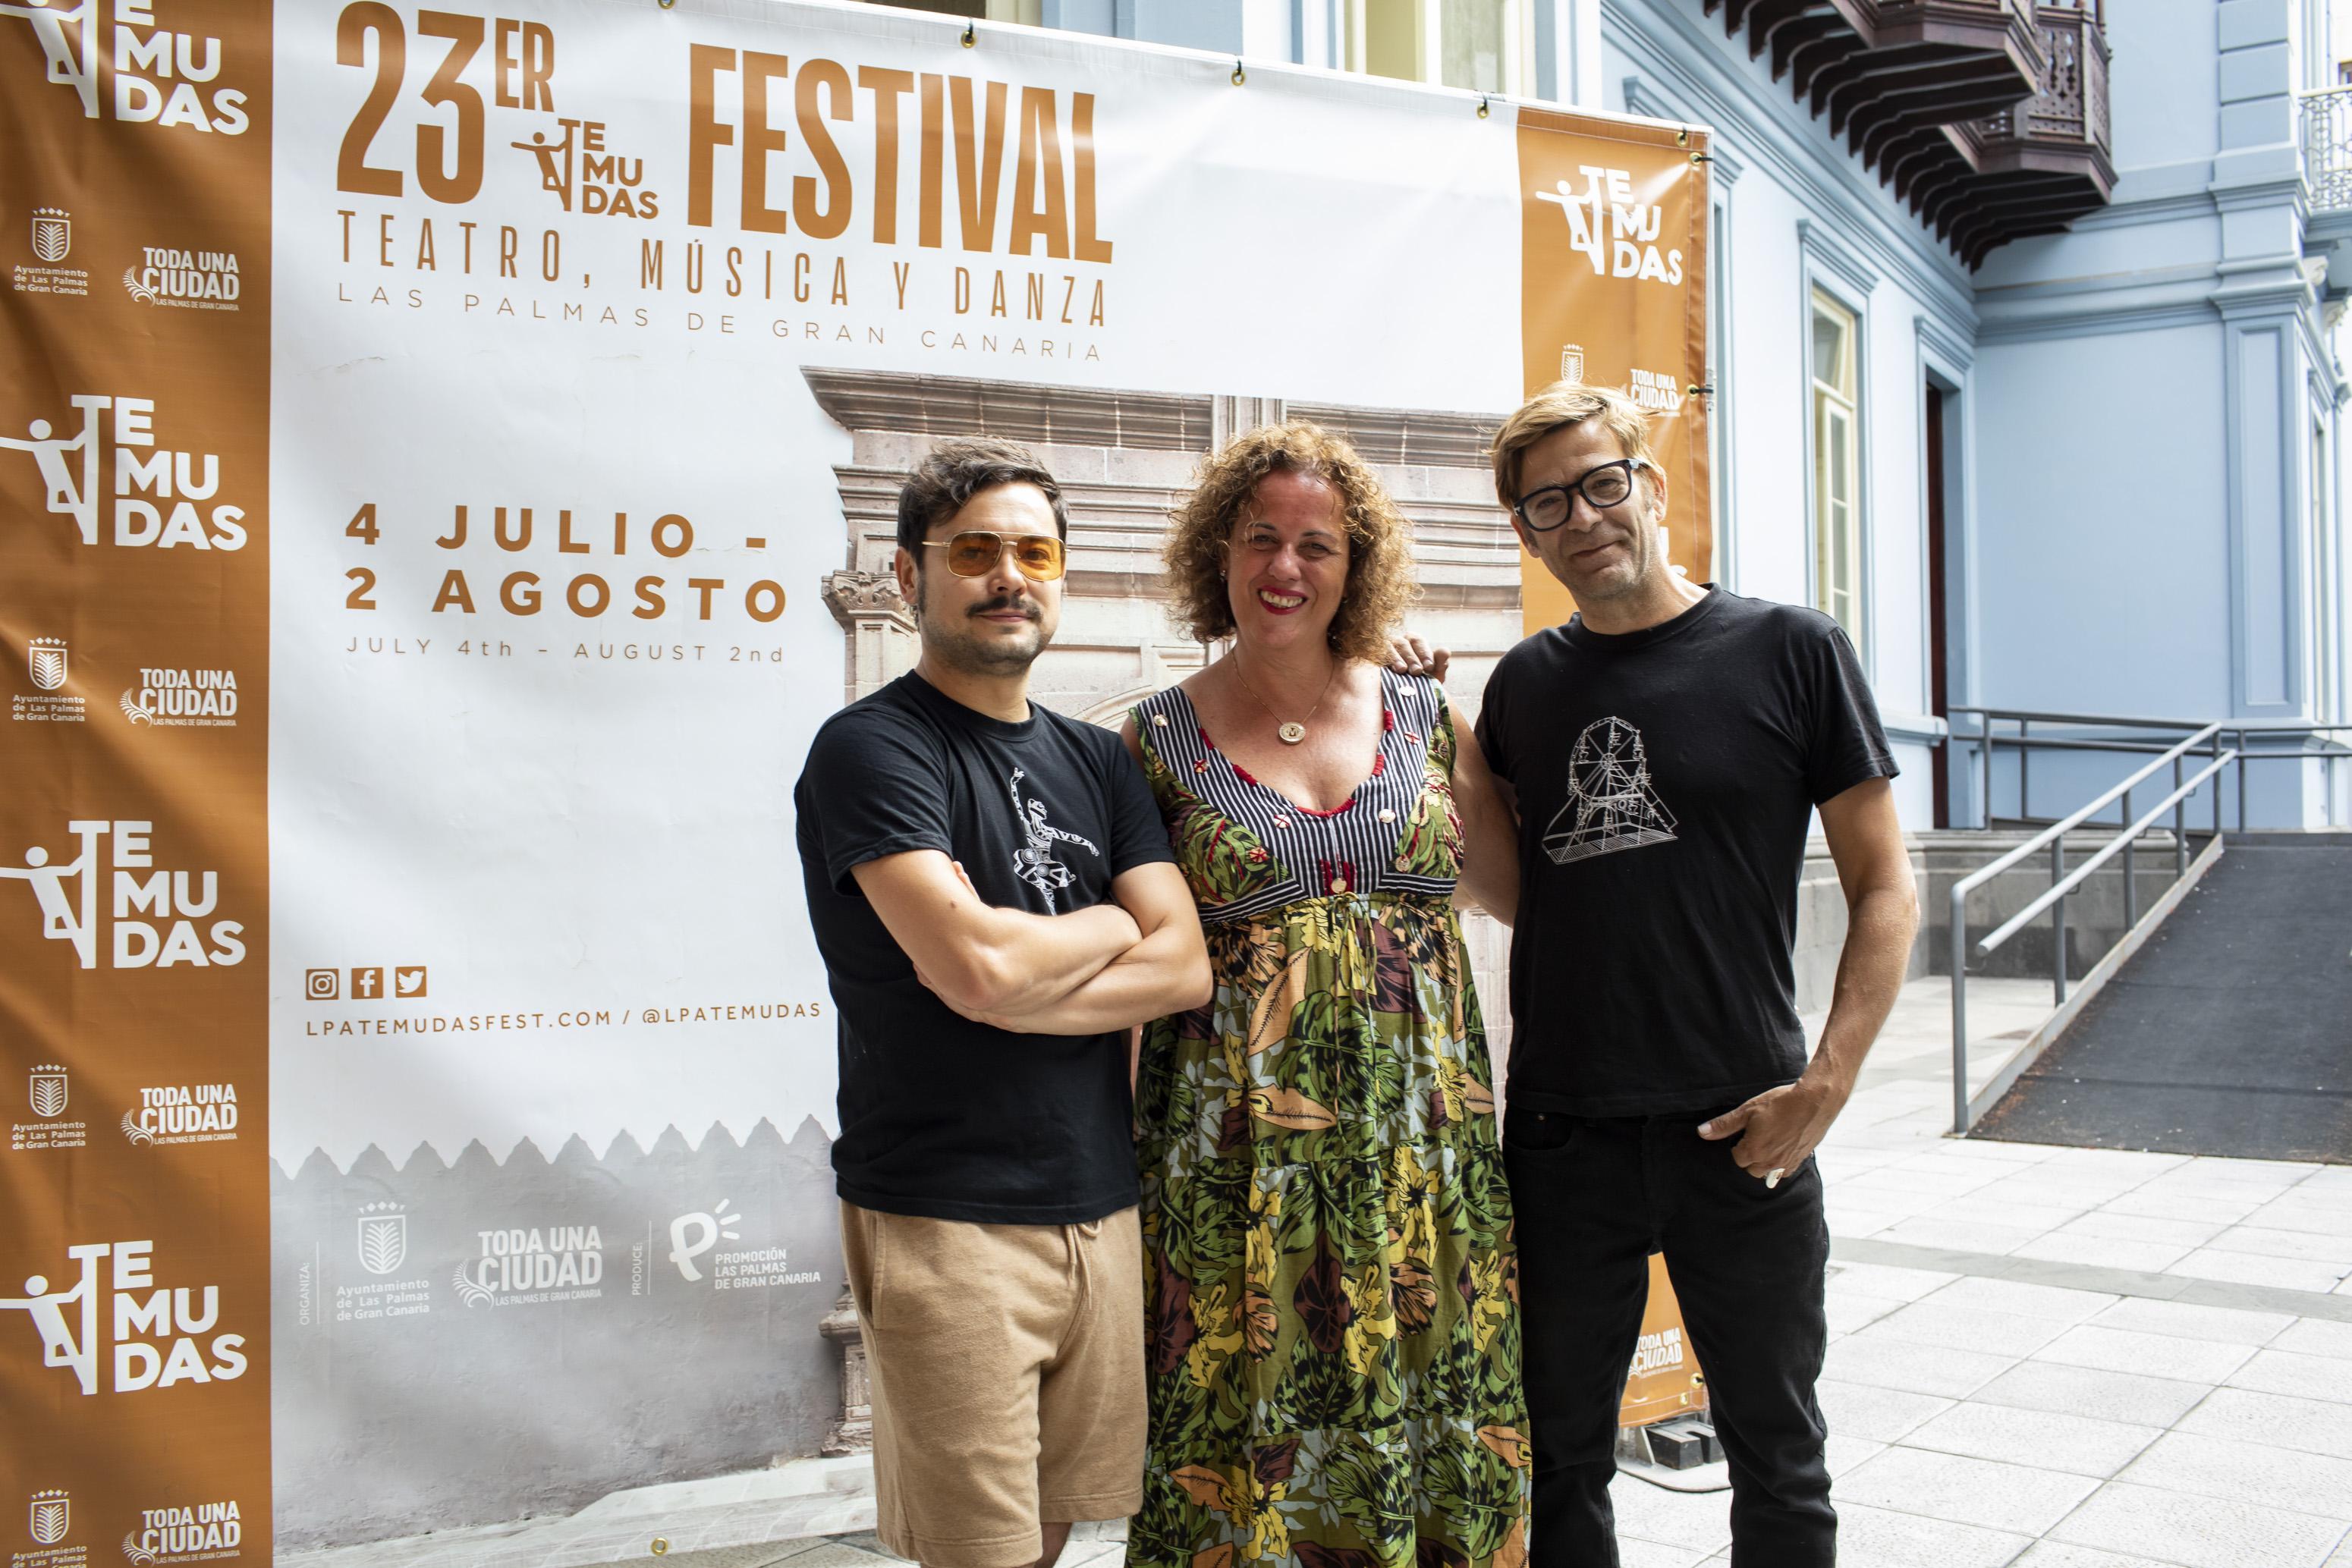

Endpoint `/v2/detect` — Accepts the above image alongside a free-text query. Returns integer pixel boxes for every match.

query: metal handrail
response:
[1947,707,2352,833]
[1937,705,2352,1134]
[1973,750,2235,954]
[1945,724,2222,1134]
[1951,703,2352,734]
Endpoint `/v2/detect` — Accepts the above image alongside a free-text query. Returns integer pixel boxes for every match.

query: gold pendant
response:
[1278,721,1306,745]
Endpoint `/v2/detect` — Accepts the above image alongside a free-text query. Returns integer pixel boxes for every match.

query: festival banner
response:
[1517,108,1712,633]
[2,0,275,1561]
[3,1,1709,1548]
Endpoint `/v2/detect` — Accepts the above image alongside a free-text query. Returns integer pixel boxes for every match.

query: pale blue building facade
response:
[884,0,2352,829]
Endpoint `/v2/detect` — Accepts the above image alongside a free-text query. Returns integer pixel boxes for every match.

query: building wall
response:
[1971,323,2237,720]
[1597,4,1979,834]
[1966,0,2349,824]
[973,0,2351,824]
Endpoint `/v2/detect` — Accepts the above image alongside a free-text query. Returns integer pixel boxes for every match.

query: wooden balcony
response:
[1911,3,2116,266]
[1704,0,2114,267]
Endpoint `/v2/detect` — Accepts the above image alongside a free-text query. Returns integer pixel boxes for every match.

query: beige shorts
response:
[839,1200,1145,1568]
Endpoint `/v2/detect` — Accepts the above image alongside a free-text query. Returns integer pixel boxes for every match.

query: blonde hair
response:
[1162,422,1419,662]
[1490,382,1659,510]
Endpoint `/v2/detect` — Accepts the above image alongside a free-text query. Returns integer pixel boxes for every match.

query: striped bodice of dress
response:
[1130,666,1462,923]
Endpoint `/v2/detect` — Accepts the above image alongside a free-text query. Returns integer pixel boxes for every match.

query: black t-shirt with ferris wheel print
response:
[1476,587,1897,1117]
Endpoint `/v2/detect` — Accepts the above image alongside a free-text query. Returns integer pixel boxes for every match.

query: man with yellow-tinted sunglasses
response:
[792,437,1210,1568]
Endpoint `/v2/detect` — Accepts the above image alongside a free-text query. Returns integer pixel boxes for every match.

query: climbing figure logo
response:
[1,1252,97,1395]
[0,401,99,544]
[2,0,98,117]
[1007,768,1098,913]
[2,828,96,966]
[1543,716,1679,865]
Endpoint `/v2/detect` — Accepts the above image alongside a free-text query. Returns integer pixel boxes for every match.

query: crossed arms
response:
[851,851,1211,1035]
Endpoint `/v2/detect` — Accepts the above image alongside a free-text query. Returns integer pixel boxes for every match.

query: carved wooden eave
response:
[1709,0,2040,157]
[1703,0,2112,268]
[1912,7,2115,266]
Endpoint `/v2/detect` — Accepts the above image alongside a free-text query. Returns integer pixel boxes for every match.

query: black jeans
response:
[1505,1107,1834,1567]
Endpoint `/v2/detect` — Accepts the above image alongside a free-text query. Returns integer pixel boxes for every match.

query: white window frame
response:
[1347,0,1530,94]
[1796,219,1877,671]
[1707,184,1734,589]
[1810,288,1865,648]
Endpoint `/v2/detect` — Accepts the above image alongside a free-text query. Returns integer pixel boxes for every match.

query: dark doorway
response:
[1926,383,1951,828]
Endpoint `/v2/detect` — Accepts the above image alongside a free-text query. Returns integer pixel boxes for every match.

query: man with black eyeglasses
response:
[794,437,1210,1568]
[1472,384,1920,1565]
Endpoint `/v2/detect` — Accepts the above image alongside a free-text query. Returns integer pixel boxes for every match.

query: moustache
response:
[967,595,1041,621]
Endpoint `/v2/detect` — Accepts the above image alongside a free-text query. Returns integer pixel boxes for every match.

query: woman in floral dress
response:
[1122,423,1529,1566]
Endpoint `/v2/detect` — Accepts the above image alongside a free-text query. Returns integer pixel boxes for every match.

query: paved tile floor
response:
[290,979,2352,1568]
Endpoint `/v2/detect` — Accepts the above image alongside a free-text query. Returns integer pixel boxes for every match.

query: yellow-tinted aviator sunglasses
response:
[920,530,1067,582]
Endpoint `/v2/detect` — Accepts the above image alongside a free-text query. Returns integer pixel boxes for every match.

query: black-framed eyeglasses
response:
[1513,458,1649,532]
[919,530,1067,581]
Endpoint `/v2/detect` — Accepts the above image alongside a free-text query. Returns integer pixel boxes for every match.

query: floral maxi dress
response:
[1127,671,1530,1567]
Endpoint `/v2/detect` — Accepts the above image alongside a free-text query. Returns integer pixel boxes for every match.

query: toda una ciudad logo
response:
[121,1498,244,1565]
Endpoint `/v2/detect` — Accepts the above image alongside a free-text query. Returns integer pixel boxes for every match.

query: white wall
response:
[1972,324,2237,718]
[2108,0,2224,178]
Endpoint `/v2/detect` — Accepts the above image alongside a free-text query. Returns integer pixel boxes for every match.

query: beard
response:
[1559,514,1658,602]
[916,582,1050,675]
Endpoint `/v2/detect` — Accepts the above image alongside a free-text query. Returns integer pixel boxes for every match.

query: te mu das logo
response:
[1533,164,1686,284]
[0,1238,248,1397]
[1,394,247,550]
[1,0,250,132]
[4,819,245,970]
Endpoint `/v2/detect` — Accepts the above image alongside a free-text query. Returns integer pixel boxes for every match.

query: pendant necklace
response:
[1232,655,1342,746]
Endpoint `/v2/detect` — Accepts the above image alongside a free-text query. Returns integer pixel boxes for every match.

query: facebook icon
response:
[351,967,383,999]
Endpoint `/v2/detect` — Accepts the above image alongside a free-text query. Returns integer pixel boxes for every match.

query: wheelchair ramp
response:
[1973,834,2352,1163]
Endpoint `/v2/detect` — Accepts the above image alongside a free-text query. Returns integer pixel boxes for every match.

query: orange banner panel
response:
[1,0,273,1552]
[1516,111,1712,634]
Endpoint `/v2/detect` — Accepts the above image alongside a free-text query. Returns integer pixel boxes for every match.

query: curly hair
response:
[1162,422,1419,662]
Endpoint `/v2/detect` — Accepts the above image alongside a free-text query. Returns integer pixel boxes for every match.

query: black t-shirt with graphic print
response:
[794,671,1175,1225]
[1476,588,1897,1117]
